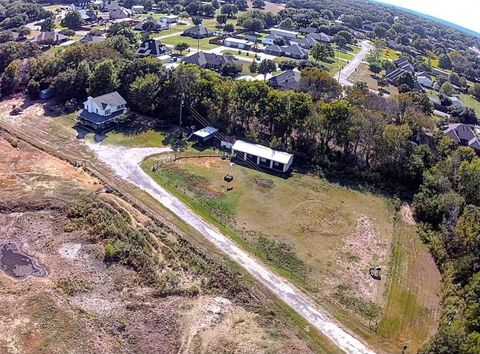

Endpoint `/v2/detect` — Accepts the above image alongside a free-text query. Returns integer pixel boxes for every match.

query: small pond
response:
[0,242,47,279]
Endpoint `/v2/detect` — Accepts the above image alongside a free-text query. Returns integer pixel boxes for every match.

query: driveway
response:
[87,143,376,354]
[336,41,373,86]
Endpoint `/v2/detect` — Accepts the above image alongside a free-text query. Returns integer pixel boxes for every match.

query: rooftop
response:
[232,140,293,165]
[193,126,219,138]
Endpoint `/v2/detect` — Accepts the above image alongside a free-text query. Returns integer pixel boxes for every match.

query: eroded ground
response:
[0,131,314,354]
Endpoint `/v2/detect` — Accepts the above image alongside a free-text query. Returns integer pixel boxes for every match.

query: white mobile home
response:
[231,140,293,173]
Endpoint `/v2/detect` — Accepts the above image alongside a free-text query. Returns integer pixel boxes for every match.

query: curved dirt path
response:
[87,143,376,354]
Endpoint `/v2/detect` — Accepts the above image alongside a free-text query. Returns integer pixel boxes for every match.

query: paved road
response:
[336,41,373,86]
[87,143,376,354]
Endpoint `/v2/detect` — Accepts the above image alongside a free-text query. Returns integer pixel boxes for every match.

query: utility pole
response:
[179,92,185,128]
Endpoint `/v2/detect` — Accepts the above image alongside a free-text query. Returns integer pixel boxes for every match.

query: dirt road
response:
[88,143,376,354]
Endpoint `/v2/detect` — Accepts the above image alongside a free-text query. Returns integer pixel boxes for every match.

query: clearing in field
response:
[349,62,399,96]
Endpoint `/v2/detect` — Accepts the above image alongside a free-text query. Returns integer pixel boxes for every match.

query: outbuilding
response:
[231,140,293,173]
[224,37,254,50]
[192,126,219,142]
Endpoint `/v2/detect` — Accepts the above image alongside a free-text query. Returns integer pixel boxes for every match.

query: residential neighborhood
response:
[1,1,480,354]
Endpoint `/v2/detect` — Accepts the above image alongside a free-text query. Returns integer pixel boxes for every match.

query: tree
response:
[473,83,480,101]
[440,81,454,96]
[0,59,20,95]
[369,61,383,74]
[439,53,453,70]
[130,73,162,114]
[311,44,334,62]
[61,10,83,30]
[336,30,353,44]
[220,62,241,77]
[192,16,202,25]
[53,69,78,101]
[216,14,227,26]
[374,24,388,38]
[107,22,137,45]
[224,23,235,33]
[397,72,415,92]
[221,4,238,18]
[175,42,189,55]
[258,59,276,80]
[252,0,265,8]
[0,31,14,44]
[242,18,265,32]
[249,60,259,73]
[88,59,120,97]
[458,158,480,205]
[300,67,342,100]
[333,34,347,47]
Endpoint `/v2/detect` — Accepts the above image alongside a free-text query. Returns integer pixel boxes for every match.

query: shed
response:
[192,126,218,142]
[231,140,293,173]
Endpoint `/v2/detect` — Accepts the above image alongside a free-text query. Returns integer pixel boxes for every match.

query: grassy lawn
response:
[221,49,256,60]
[350,62,399,96]
[85,130,168,147]
[321,58,347,75]
[160,35,218,50]
[381,48,400,61]
[460,93,480,116]
[153,24,190,38]
[377,219,442,352]
[335,50,354,61]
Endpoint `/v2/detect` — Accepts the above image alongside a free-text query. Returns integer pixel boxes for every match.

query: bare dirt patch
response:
[400,203,416,225]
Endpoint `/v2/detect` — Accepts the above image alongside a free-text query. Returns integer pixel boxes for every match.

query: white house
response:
[77,91,127,131]
[416,72,434,88]
[231,140,293,173]
[160,15,178,24]
[131,5,145,13]
[270,28,299,39]
[224,37,254,50]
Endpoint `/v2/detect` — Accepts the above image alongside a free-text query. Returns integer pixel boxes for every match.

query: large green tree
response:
[88,59,120,97]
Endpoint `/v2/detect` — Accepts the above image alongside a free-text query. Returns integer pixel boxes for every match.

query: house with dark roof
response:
[307,32,332,43]
[444,123,480,153]
[136,38,171,57]
[298,26,318,35]
[33,31,69,45]
[80,35,105,44]
[182,24,213,39]
[386,58,422,90]
[268,69,301,91]
[78,9,97,22]
[183,52,238,71]
[71,0,92,9]
[292,35,318,49]
[109,7,132,20]
[77,91,127,131]
[265,43,308,59]
[134,19,169,32]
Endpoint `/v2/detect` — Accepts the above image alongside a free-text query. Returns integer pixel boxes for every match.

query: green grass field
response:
[377,218,442,352]
[381,48,400,61]
[460,93,480,116]
[138,154,441,351]
[160,35,218,50]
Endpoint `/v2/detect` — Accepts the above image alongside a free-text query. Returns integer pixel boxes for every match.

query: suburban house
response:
[102,0,120,11]
[191,126,218,143]
[109,7,132,20]
[298,26,318,35]
[448,96,463,108]
[160,15,178,24]
[33,31,69,45]
[386,57,422,90]
[183,52,237,71]
[262,33,283,46]
[443,123,480,154]
[231,140,294,173]
[80,35,105,43]
[78,9,97,22]
[131,5,145,13]
[136,39,171,57]
[416,72,434,88]
[269,28,299,40]
[307,32,332,43]
[182,24,213,39]
[71,0,92,9]
[134,19,169,32]
[291,35,319,49]
[77,91,127,131]
[224,37,254,50]
[267,43,308,59]
[268,69,301,91]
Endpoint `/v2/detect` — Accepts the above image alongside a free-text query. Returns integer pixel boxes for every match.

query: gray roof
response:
[90,91,126,109]
[268,69,301,90]
[78,108,125,124]
[265,44,282,53]
[80,35,105,43]
[283,43,309,57]
[34,31,68,43]
[182,24,213,38]
[444,123,480,151]
[307,32,331,42]
[183,52,237,68]
[136,38,171,56]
